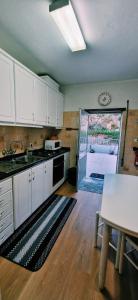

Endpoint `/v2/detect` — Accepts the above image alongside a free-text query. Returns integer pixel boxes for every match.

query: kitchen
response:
[0,1,138,300]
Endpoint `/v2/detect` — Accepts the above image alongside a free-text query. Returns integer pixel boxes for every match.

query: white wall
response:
[62,79,138,111]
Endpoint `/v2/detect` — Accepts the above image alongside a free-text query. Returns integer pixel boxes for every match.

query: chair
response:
[119,234,138,274]
[94,211,121,268]
[94,211,103,248]
[94,211,119,250]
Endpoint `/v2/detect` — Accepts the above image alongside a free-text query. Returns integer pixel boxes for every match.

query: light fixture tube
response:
[49,0,86,52]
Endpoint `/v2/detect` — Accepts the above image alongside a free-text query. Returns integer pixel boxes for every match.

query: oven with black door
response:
[53,155,64,186]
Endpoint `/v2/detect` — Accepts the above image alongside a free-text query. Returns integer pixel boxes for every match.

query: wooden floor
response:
[0,182,138,300]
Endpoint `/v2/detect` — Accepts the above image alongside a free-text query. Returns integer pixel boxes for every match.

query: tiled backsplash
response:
[0,126,55,157]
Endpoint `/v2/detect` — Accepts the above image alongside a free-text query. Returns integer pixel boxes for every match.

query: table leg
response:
[115,231,122,269]
[99,223,110,290]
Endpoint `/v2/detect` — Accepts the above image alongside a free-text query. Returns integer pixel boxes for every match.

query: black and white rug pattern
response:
[0,194,77,271]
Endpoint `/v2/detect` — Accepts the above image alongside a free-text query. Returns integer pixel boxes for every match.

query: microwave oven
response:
[44,140,62,150]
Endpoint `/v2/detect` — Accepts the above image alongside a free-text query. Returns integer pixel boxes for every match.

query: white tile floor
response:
[86,152,117,177]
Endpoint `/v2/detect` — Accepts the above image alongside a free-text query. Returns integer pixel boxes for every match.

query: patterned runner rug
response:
[0,194,77,271]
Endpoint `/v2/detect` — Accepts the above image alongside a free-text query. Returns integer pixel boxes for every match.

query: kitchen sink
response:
[14,155,42,164]
[0,155,44,174]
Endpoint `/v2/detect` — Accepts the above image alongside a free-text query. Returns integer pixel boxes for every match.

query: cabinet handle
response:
[29,179,31,183]
[33,177,35,180]
[45,171,46,174]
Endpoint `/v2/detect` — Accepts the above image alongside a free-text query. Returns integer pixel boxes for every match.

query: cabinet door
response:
[34,79,47,125]
[64,152,70,180]
[32,163,44,212]
[43,159,53,202]
[15,64,35,124]
[0,52,15,122]
[47,86,57,126]
[13,169,32,229]
[57,92,64,128]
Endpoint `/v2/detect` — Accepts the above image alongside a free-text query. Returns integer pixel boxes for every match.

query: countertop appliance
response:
[44,140,62,150]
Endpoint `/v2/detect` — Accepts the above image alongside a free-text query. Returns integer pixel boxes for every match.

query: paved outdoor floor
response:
[86,152,117,177]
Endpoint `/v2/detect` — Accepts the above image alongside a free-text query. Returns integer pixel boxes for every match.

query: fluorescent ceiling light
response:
[49,0,86,52]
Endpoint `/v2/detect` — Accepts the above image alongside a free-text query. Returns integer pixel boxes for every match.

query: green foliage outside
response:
[88,129,120,140]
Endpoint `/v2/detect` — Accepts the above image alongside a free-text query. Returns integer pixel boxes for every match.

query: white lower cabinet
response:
[13,161,53,229]
[13,169,32,229]
[32,163,44,212]
[43,159,53,201]
[0,178,14,245]
[13,153,69,230]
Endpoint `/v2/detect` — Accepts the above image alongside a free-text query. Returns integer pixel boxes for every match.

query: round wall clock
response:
[98,92,112,106]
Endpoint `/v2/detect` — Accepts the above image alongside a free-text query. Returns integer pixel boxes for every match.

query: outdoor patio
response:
[78,112,120,193]
[86,152,117,177]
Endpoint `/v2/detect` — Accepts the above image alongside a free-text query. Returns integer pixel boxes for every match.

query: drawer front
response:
[0,192,13,221]
[0,213,13,233]
[0,178,12,196]
[0,224,14,245]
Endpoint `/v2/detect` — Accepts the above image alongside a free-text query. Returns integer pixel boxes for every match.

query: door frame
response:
[76,109,89,191]
[77,107,126,191]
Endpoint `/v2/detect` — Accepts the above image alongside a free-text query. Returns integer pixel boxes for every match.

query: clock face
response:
[98,92,112,106]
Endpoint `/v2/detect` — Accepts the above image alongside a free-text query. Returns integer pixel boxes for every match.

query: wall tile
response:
[0,126,55,157]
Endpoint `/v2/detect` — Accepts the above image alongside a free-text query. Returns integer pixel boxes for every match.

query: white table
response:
[99,174,138,290]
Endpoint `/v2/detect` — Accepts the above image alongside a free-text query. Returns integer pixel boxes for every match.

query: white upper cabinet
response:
[0,48,64,127]
[47,85,57,127]
[15,63,35,124]
[56,92,64,128]
[34,78,47,126]
[0,52,15,122]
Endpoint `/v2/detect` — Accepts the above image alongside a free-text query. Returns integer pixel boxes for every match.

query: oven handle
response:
[53,162,64,168]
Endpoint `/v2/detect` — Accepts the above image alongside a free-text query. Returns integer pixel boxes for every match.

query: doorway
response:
[77,109,123,194]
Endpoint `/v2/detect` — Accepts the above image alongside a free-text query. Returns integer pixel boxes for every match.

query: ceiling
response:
[0,0,138,85]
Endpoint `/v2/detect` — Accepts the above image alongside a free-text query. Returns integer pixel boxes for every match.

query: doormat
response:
[0,194,77,272]
[90,173,104,180]
[78,177,104,194]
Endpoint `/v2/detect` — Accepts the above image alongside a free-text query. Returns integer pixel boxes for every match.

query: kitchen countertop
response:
[0,147,70,180]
